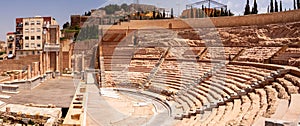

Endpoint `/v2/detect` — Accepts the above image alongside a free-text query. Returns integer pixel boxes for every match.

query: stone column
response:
[56,52,59,74]
[69,52,72,70]
[81,52,85,80]
[81,52,85,72]
[46,52,50,72]
[44,53,46,73]
[45,52,48,73]
[27,65,31,79]
[40,51,43,75]
[73,55,77,73]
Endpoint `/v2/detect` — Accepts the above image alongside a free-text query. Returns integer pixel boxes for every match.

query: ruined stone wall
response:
[0,55,40,72]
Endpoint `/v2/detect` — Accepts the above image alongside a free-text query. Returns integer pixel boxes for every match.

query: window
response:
[8,43,12,48]
[32,51,35,55]
[31,43,35,48]
[25,36,29,40]
[9,51,12,54]
[37,36,41,40]
[36,21,41,25]
[31,28,35,33]
[25,22,29,26]
[25,43,29,48]
[31,36,35,40]
[36,28,41,32]
[20,51,23,55]
[30,21,35,25]
[25,29,29,33]
[37,44,41,47]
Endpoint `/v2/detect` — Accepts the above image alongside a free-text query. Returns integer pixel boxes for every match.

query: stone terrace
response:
[0,77,76,108]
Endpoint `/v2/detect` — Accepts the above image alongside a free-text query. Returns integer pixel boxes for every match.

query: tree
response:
[152,11,155,19]
[220,8,225,16]
[213,8,218,17]
[209,10,213,17]
[190,7,194,18]
[100,4,121,15]
[163,9,166,18]
[275,0,278,12]
[244,0,251,15]
[267,5,270,13]
[63,22,70,29]
[298,0,300,9]
[280,0,283,12]
[270,0,274,12]
[171,8,174,18]
[121,3,129,12]
[251,0,258,14]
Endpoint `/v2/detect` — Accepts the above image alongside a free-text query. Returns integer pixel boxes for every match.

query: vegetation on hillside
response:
[99,4,130,15]
[76,25,99,41]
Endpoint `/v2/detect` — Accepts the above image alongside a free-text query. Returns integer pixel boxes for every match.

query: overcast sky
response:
[0,0,295,40]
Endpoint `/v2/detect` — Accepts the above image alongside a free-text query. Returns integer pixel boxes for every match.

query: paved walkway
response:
[85,85,177,126]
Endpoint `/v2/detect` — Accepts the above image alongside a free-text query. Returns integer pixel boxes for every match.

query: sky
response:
[0,0,295,41]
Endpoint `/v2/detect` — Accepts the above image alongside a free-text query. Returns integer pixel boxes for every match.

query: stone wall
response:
[0,55,40,72]
[105,9,300,30]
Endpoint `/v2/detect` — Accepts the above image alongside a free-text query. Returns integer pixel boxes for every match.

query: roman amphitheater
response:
[74,9,300,126]
[1,8,300,126]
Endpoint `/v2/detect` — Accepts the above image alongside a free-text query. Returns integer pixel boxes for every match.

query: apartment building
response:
[7,16,61,74]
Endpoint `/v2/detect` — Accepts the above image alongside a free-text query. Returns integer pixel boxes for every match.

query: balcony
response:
[44,43,60,52]
[43,24,50,28]
[16,24,23,28]
[15,31,23,35]
[7,38,14,42]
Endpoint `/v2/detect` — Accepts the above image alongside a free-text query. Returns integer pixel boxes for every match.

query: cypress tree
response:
[275,0,278,12]
[163,9,166,18]
[220,8,224,16]
[210,11,213,17]
[152,11,155,19]
[224,8,228,16]
[267,5,270,13]
[244,0,251,15]
[251,0,258,14]
[204,6,207,17]
[270,0,274,12]
[280,1,283,12]
[171,8,174,18]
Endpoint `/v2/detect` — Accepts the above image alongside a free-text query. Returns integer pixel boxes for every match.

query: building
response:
[14,16,59,57]
[6,32,16,58]
[8,16,61,74]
